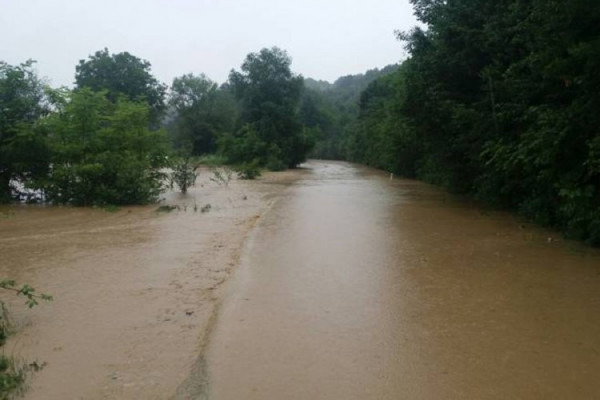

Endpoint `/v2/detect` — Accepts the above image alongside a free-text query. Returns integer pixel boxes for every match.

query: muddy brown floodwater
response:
[0,167,302,399]
[207,161,600,400]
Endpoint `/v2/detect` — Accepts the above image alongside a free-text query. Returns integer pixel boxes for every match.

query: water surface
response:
[207,160,600,399]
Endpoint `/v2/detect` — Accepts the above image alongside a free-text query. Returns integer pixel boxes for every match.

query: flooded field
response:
[207,161,600,400]
[0,168,302,399]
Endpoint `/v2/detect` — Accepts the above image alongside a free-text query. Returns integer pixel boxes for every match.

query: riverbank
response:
[0,167,304,399]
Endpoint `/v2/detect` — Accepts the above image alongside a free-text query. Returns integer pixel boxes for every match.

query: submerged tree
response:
[42,88,169,205]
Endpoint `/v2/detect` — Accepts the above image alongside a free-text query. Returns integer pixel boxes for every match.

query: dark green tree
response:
[0,60,49,202]
[42,88,169,205]
[75,49,166,123]
[227,47,309,168]
[397,0,600,242]
[346,69,421,177]
[168,73,236,155]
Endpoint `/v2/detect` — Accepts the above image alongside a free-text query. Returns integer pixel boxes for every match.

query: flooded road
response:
[207,161,600,399]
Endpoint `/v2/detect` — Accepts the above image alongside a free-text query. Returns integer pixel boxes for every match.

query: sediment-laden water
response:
[0,169,301,399]
[207,161,600,400]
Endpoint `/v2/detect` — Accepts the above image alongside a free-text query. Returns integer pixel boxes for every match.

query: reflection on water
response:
[207,160,600,400]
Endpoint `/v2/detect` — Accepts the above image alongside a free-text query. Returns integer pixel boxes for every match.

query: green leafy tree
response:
[346,69,421,177]
[41,88,169,205]
[0,60,49,202]
[75,49,166,123]
[395,0,600,242]
[227,47,309,168]
[168,73,236,155]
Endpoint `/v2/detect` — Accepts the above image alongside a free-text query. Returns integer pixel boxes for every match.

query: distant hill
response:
[305,64,399,95]
[301,64,401,160]
[304,78,332,91]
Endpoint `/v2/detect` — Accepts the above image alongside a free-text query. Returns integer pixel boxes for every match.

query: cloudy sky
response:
[1,0,418,87]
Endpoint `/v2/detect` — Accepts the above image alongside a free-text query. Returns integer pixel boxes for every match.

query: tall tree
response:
[226,47,309,168]
[0,60,49,202]
[168,73,236,155]
[75,48,166,123]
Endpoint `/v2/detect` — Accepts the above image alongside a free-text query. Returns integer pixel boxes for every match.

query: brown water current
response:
[0,168,302,399]
[207,161,600,400]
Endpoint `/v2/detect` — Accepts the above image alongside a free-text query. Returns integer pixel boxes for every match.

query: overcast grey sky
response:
[1,0,418,87]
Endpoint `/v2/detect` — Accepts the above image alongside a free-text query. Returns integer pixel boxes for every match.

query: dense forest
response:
[1,0,599,244]
[341,0,600,245]
[305,0,600,245]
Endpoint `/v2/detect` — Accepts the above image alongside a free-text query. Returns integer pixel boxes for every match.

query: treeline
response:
[327,0,599,245]
[300,65,399,160]
[3,0,599,244]
[0,47,313,205]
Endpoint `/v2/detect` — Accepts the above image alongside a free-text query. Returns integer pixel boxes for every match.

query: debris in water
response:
[156,205,177,213]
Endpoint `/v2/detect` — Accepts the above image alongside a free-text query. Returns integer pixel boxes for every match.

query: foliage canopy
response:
[339,0,600,244]
[75,48,166,123]
[224,47,311,168]
[0,60,49,202]
[167,73,236,156]
[42,88,169,205]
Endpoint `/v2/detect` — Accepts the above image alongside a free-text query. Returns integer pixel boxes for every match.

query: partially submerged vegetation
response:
[1,0,599,397]
[353,0,600,245]
[1,2,599,245]
[42,89,169,205]
[209,167,233,187]
[1,47,310,206]
[0,281,51,398]
[170,157,198,194]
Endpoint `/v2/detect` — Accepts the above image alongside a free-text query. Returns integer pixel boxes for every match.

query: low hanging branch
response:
[0,280,53,308]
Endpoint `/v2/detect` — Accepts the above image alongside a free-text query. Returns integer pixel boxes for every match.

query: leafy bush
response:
[0,355,25,400]
[0,280,51,399]
[265,144,287,171]
[234,161,261,180]
[197,154,227,167]
[265,157,287,172]
[217,124,268,166]
[210,167,233,186]
[41,89,169,205]
[170,158,197,193]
